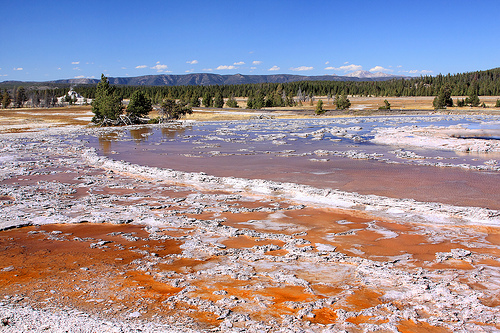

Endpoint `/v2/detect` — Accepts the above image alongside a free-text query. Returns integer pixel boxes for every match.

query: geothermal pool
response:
[2,114,500,332]
[87,115,500,210]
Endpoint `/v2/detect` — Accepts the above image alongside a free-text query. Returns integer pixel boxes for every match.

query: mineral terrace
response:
[1,117,500,333]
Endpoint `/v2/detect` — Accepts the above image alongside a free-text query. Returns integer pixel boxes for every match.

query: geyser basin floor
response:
[1,117,500,332]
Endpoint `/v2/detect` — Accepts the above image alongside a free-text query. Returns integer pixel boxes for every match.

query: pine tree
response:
[465,94,480,107]
[159,99,192,121]
[335,94,351,110]
[433,86,453,109]
[126,90,152,121]
[91,74,123,123]
[2,91,11,109]
[315,99,325,115]
[379,99,391,110]
[189,96,200,107]
[202,92,212,107]
[213,92,224,108]
[226,95,239,108]
[15,86,27,108]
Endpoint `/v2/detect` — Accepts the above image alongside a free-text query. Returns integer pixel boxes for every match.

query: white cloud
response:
[121,67,127,70]
[13,67,23,71]
[290,66,313,71]
[406,69,433,75]
[268,65,280,71]
[135,65,148,69]
[216,65,237,70]
[252,61,262,65]
[325,61,330,65]
[73,67,81,71]
[186,60,198,64]
[203,68,213,72]
[370,66,392,72]
[185,69,194,73]
[74,75,85,79]
[250,67,257,70]
[151,62,169,72]
[72,61,80,65]
[234,61,245,66]
[325,64,362,72]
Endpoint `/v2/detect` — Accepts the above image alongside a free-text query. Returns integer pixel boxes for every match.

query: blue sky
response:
[1,0,499,81]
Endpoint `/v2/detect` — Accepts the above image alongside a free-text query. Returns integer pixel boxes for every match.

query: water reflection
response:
[161,125,188,139]
[98,132,120,154]
[129,127,152,142]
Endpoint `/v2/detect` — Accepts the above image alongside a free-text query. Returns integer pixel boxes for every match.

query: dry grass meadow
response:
[1,96,499,132]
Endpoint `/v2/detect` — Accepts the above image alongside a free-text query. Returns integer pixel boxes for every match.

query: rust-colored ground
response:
[2,208,500,331]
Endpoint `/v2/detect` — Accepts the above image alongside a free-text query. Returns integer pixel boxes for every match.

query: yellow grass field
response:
[1,96,499,133]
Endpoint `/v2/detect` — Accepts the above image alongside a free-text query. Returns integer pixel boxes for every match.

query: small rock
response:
[451,248,471,259]
[128,311,142,318]
[1,317,10,326]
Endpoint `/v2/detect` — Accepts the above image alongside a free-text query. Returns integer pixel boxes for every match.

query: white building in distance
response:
[57,88,91,105]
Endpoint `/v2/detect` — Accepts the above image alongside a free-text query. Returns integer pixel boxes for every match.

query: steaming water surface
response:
[85,115,500,210]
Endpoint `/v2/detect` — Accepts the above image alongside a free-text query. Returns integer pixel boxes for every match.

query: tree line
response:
[0,86,60,108]
[2,67,500,109]
[72,67,500,102]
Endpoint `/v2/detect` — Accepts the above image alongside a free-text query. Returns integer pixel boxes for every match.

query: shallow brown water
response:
[88,116,500,210]
[97,149,500,210]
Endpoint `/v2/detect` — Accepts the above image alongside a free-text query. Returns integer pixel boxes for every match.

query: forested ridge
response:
[73,68,500,102]
[1,68,500,109]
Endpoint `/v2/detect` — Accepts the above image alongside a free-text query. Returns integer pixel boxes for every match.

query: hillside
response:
[0,72,403,88]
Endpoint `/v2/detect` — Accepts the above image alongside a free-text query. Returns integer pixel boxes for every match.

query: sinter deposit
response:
[1,117,500,332]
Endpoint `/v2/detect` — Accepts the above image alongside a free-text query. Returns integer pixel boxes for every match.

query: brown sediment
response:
[345,314,388,325]
[310,307,338,324]
[485,232,500,246]
[221,235,285,249]
[336,288,383,311]
[397,319,451,333]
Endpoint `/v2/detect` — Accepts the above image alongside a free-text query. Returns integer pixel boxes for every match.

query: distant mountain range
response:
[0,72,405,87]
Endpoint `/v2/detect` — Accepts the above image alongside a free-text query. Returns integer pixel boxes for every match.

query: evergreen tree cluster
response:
[433,86,454,109]
[159,99,192,121]
[71,68,500,104]
[334,95,351,110]
[91,74,123,123]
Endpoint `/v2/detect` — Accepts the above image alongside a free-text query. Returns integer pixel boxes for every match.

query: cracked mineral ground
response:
[1,113,500,332]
